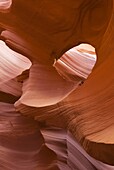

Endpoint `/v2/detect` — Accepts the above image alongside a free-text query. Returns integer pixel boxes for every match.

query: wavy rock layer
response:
[0,101,114,170]
[1,101,114,170]
[0,0,114,169]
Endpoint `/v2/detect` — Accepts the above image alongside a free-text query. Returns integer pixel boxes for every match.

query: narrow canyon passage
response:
[0,0,114,169]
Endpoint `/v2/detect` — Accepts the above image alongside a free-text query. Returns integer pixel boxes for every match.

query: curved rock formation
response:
[0,0,114,169]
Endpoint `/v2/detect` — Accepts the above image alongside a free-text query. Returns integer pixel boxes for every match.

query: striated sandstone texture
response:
[0,0,114,169]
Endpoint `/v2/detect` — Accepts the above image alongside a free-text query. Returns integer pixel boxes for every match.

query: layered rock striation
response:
[0,0,114,169]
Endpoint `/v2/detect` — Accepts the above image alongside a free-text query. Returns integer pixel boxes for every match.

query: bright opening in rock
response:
[54,43,97,86]
[0,0,12,11]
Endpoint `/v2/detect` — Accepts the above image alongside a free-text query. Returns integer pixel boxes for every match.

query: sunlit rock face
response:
[0,0,114,169]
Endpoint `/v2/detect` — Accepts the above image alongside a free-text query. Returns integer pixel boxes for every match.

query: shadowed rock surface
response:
[0,0,114,169]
